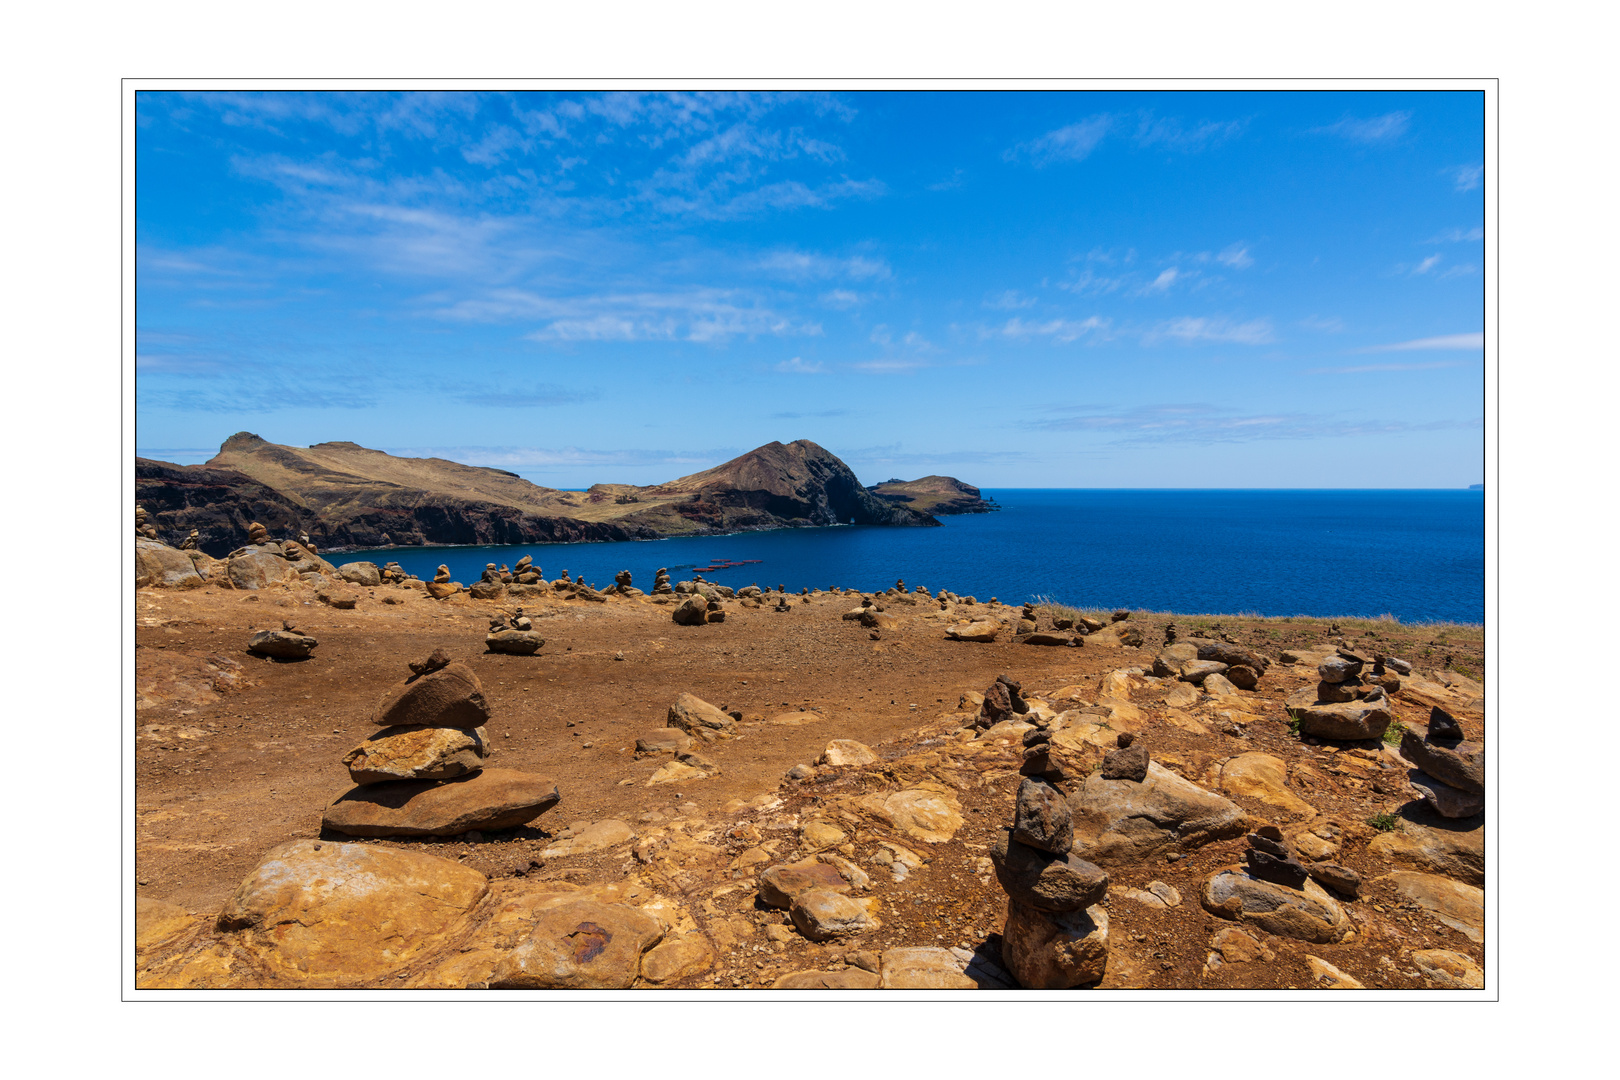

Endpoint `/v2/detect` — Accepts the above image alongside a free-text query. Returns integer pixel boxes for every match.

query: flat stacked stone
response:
[486,607,545,655]
[1292,646,1393,740]
[652,568,674,595]
[248,619,318,659]
[1400,707,1484,818]
[324,653,559,837]
[993,776,1110,988]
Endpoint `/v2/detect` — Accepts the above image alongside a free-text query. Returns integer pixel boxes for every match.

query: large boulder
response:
[790,889,880,942]
[819,739,878,767]
[322,768,560,837]
[246,629,317,659]
[215,839,488,984]
[1000,900,1109,989]
[135,539,207,589]
[342,725,488,785]
[945,620,1001,642]
[1408,771,1485,818]
[1200,867,1352,943]
[370,662,490,729]
[485,630,545,655]
[672,596,709,626]
[488,900,665,989]
[1069,761,1248,865]
[226,545,300,590]
[758,860,852,909]
[855,786,964,843]
[666,693,736,740]
[1399,729,1484,794]
[337,561,381,586]
[1295,699,1392,741]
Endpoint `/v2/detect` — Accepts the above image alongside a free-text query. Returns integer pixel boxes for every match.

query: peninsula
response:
[136,435,960,555]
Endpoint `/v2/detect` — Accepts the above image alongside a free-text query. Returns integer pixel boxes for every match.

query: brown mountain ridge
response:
[137,435,951,555]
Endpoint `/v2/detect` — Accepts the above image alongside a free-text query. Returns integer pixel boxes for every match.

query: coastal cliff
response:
[869,475,999,515]
[135,435,939,553]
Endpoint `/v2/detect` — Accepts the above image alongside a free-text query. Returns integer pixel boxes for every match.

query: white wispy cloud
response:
[1300,315,1346,333]
[818,289,863,308]
[1446,164,1484,192]
[435,287,819,343]
[990,316,1111,343]
[1312,111,1412,142]
[1309,361,1464,374]
[775,356,825,374]
[1216,243,1254,269]
[847,358,934,374]
[1133,113,1246,152]
[1428,226,1484,243]
[1412,253,1443,275]
[1139,268,1180,294]
[1145,317,1275,345]
[1009,115,1113,165]
[1357,333,1484,352]
[985,290,1038,310]
[757,250,891,280]
[1035,402,1481,444]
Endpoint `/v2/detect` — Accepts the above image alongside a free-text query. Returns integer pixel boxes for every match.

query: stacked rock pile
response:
[178,529,200,550]
[1399,707,1484,818]
[991,776,1111,988]
[425,565,461,599]
[613,569,642,596]
[247,521,269,545]
[324,650,560,838]
[1288,646,1393,741]
[652,567,674,595]
[974,674,1029,732]
[485,608,545,655]
[1199,824,1354,944]
[135,506,160,539]
[512,555,541,584]
[247,619,318,659]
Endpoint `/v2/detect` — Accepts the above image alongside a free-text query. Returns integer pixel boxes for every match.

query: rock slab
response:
[322,768,560,838]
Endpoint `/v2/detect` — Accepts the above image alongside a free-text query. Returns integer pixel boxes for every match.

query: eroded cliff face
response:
[136,435,940,552]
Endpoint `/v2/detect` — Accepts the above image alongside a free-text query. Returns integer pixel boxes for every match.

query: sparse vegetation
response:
[1382,721,1407,747]
[1367,812,1403,833]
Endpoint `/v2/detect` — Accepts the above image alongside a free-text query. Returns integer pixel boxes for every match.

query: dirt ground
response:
[133,576,1486,990]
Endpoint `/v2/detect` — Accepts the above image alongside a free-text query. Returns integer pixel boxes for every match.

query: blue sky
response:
[135,89,1484,487]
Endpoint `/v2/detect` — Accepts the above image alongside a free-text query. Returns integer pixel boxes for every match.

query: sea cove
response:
[346,488,1484,625]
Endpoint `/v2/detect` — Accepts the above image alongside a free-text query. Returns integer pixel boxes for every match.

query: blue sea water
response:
[340,490,1485,625]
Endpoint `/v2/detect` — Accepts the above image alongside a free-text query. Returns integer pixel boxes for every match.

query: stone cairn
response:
[135,506,160,539]
[1399,706,1484,818]
[1291,646,1393,742]
[247,521,269,545]
[652,567,674,595]
[247,618,318,659]
[323,649,560,838]
[612,569,642,596]
[512,555,541,585]
[486,607,545,656]
[991,772,1112,988]
[433,565,452,583]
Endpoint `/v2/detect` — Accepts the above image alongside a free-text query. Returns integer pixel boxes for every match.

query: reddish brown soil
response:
[133,580,1486,990]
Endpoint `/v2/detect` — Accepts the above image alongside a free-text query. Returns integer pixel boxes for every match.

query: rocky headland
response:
[869,475,999,515]
[136,434,944,556]
[133,514,1487,992]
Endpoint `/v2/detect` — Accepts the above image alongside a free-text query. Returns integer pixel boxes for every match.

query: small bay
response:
[340,489,1484,625]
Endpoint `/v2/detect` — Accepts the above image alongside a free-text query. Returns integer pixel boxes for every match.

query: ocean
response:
[339,489,1485,625]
